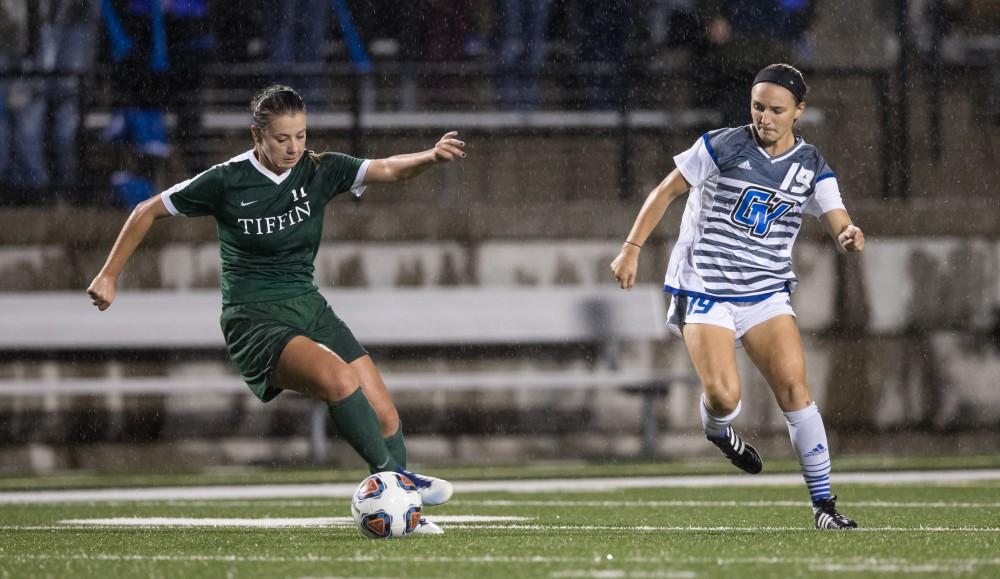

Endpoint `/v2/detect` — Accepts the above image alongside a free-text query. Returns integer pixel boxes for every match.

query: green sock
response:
[327,388,398,472]
[381,422,407,472]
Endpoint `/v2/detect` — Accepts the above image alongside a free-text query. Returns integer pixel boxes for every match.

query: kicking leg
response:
[350,355,400,437]
[349,359,452,512]
[742,315,856,529]
[683,323,762,474]
[273,336,397,471]
[273,338,452,507]
[351,355,406,468]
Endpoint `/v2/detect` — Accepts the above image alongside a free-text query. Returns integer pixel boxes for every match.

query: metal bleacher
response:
[0,286,695,459]
[74,61,873,202]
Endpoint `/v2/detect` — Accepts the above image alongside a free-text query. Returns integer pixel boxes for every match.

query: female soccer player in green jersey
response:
[87,85,465,534]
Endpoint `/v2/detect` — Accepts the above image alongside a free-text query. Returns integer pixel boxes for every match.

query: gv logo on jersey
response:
[730,187,796,238]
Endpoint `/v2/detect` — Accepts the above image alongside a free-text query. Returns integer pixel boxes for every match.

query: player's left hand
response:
[433,131,466,162]
[837,224,865,253]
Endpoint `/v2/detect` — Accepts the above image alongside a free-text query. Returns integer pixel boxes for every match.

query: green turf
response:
[2,473,999,578]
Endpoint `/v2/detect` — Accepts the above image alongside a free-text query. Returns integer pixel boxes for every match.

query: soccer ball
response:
[351,471,423,539]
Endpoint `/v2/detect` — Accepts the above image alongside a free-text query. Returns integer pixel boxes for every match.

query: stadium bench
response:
[0,287,694,458]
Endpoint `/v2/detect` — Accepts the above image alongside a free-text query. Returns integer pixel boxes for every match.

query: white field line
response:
[439,525,1000,533]
[808,562,983,575]
[57,515,528,528]
[2,469,1000,504]
[296,577,398,579]
[296,577,399,579]
[551,564,972,578]
[551,571,696,579]
[462,499,1000,509]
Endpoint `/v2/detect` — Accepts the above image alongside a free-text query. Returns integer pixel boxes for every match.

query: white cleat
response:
[396,468,454,506]
[411,517,444,535]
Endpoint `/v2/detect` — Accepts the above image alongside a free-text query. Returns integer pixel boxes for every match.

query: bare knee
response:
[702,381,742,416]
[313,365,362,402]
[378,406,400,437]
[771,381,812,412]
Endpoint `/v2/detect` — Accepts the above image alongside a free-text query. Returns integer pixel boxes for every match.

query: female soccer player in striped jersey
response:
[611,64,863,529]
[87,85,465,534]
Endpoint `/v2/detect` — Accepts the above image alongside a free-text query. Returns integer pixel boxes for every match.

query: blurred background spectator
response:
[0,0,992,205]
[1,0,98,205]
[265,0,333,110]
[100,0,212,207]
[495,0,553,110]
[572,1,642,110]
[690,0,815,127]
[356,1,484,110]
[0,1,32,204]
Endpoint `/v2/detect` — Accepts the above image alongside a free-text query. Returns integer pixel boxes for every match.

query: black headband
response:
[252,88,301,114]
[752,68,806,103]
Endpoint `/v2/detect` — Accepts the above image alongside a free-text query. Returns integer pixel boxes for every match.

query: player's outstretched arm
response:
[610,169,690,290]
[87,196,172,311]
[363,131,466,184]
[819,209,865,254]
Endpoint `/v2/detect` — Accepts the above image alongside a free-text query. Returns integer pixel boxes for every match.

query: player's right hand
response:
[87,274,117,311]
[610,245,640,290]
[432,131,466,162]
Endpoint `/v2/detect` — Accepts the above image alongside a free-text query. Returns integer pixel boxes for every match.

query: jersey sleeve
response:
[673,134,720,188]
[802,158,846,217]
[160,165,224,217]
[316,152,371,200]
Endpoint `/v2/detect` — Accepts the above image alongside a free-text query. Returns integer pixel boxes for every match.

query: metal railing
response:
[3,62,903,201]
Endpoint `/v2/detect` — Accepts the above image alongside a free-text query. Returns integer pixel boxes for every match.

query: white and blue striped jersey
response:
[666,126,845,301]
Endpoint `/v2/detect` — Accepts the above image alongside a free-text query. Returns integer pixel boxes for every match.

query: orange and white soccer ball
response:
[351,471,423,539]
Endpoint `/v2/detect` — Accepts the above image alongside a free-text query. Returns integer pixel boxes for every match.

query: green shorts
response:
[220,291,368,402]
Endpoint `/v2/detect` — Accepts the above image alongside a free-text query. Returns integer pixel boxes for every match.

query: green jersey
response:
[161,149,369,304]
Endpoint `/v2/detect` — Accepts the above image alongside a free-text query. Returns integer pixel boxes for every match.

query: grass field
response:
[2,458,999,578]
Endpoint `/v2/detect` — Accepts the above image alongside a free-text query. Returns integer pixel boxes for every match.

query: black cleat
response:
[813,495,858,529]
[708,426,763,474]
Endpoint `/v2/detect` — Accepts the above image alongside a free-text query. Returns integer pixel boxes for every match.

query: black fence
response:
[2,63,911,203]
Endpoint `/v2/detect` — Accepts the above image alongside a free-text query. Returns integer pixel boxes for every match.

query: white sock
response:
[784,402,832,504]
[700,393,742,439]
